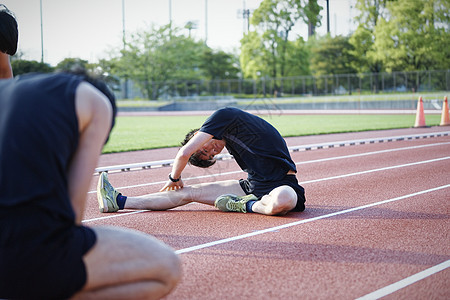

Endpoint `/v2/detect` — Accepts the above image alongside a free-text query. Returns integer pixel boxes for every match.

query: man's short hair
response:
[0,4,18,55]
[181,128,216,168]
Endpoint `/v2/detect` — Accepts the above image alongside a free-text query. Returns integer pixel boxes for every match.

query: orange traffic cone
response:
[440,96,450,126]
[414,96,427,128]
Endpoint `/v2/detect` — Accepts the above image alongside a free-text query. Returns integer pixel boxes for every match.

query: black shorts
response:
[0,205,97,299]
[239,175,306,212]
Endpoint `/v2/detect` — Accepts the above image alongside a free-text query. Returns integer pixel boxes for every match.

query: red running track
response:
[84,127,450,300]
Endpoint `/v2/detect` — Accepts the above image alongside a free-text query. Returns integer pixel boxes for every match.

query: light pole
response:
[237,0,252,36]
[204,0,208,45]
[40,0,44,63]
[122,0,126,47]
[185,21,198,38]
[122,0,128,99]
[326,0,330,34]
[169,0,172,25]
[168,0,172,37]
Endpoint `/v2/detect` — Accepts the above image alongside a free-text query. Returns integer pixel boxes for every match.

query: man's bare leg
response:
[71,226,181,300]
[124,180,245,210]
[251,185,297,216]
[71,82,181,299]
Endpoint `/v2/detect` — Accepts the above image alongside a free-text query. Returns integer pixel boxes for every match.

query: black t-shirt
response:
[200,107,296,182]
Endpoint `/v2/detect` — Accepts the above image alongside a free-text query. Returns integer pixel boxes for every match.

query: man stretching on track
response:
[0,70,180,299]
[98,107,306,216]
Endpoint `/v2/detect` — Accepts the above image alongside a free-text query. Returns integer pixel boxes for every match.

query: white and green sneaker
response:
[97,172,120,213]
[214,194,258,213]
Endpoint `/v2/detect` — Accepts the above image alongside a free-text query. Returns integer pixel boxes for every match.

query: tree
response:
[308,35,358,94]
[373,0,450,73]
[200,49,240,80]
[10,59,53,76]
[240,30,311,80]
[240,31,269,79]
[283,36,310,76]
[54,57,119,91]
[309,35,357,76]
[113,25,208,100]
[349,0,389,74]
[55,58,90,71]
[245,0,322,80]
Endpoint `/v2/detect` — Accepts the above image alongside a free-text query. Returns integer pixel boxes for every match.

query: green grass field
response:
[102,114,442,153]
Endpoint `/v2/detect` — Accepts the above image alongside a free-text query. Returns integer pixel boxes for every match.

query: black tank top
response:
[0,73,82,224]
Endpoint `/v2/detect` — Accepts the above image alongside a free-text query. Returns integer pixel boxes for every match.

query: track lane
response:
[82,127,449,299]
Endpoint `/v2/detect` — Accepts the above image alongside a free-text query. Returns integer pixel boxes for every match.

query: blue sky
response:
[3,0,356,66]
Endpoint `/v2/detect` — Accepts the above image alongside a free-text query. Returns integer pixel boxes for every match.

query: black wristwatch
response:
[169,173,181,182]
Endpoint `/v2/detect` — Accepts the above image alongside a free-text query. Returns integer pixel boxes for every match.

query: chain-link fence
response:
[119,69,449,100]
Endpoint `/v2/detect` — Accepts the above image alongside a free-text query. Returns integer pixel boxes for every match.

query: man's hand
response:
[160,179,184,192]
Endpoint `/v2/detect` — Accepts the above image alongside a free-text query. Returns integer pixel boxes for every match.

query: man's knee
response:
[154,247,182,291]
[265,186,297,215]
[84,226,181,291]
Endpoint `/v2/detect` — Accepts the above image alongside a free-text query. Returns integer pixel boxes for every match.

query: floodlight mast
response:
[204,0,208,45]
[122,0,129,99]
[326,0,330,33]
[237,0,252,36]
[122,0,126,47]
[40,0,44,63]
[169,0,172,26]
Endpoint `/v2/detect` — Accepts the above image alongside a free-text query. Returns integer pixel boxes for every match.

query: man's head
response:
[181,129,217,168]
[0,4,18,55]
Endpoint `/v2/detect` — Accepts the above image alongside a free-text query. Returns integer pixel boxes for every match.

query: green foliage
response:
[372,0,450,72]
[110,25,208,99]
[349,0,450,75]
[10,59,53,75]
[53,57,120,91]
[283,37,310,76]
[309,35,357,77]
[246,0,322,79]
[349,24,377,73]
[200,49,240,80]
[106,24,242,99]
[240,31,268,79]
[55,58,89,71]
[10,0,448,97]
[347,0,389,74]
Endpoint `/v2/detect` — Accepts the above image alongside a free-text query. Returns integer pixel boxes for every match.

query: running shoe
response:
[214,194,258,213]
[97,172,120,213]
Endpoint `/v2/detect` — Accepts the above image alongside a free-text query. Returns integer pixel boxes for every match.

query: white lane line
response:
[356,260,450,300]
[85,186,450,296]
[87,141,450,193]
[296,142,450,165]
[83,210,146,222]
[174,184,450,254]
[83,156,450,223]
[301,156,450,184]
